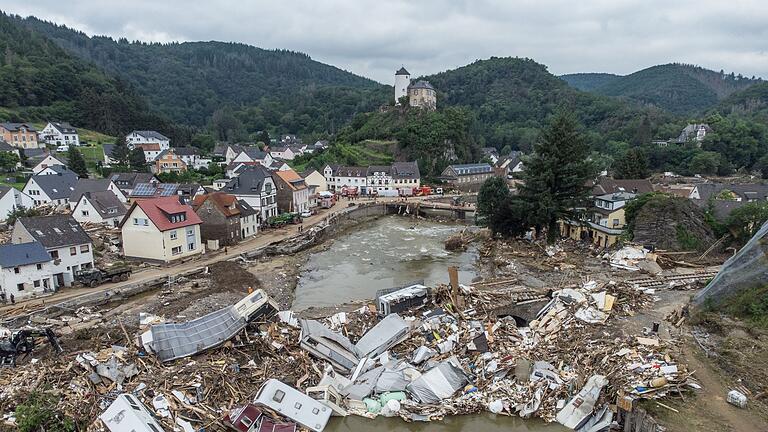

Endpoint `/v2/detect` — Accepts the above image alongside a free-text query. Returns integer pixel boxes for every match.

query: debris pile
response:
[0,275,699,431]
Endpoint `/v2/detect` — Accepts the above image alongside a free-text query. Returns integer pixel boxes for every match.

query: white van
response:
[56,144,70,153]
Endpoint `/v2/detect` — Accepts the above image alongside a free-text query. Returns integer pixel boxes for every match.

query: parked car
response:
[300,210,312,218]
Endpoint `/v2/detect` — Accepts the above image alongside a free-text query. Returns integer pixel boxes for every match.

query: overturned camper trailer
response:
[100,393,165,432]
[141,289,278,362]
[354,313,411,359]
[253,379,331,432]
[376,284,429,316]
[299,319,359,374]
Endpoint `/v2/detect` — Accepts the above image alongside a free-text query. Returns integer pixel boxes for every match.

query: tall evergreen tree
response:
[518,112,597,244]
[67,146,88,178]
[111,135,130,166]
[477,177,511,229]
[129,148,147,172]
[613,148,649,179]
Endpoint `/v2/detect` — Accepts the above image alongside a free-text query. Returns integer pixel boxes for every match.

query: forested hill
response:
[715,82,768,121]
[560,73,620,91]
[0,12,172,136]
[16,15,389,128]
[581,64,761,115]
[417,57,676,151]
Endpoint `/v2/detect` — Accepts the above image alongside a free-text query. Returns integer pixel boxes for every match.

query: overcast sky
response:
[5,1,768,83]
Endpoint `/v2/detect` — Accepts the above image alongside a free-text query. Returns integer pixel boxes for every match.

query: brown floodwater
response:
[327,414,568,431]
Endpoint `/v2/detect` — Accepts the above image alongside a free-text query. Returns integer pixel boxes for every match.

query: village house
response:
[231,147,272,167]
[22,170,79,207]
[272,169,310,214]
[323,165,366,193]
[172,146,210,169]
[496,151,524,178]
[153,148,187,174]
[223,165,278,224]
[391,161,421,195]
[108,172,158,196]
[213,143,245,165]
[40,122,80,147]
[393,67,437,110]
[0,123,40,149]
[22,148,48,170]
[301,169,328,193]
[12,215,94,288]
[365,165,393,195]
[268,146,298,161]
[191,192,242,247]
[135,143,163,163]
[238,199,259,238]
[69,178,128,209]
[35,165,73,177]
[71,191,128,227]
[0,186,34,222]
[0,242,54,302]
[561,192,637,248]
[120,196,204,263]
[126,130,170,150]
[32,154,67,174]
[481,147,500,164]
[590,177,653,197]
[439,163,494,191]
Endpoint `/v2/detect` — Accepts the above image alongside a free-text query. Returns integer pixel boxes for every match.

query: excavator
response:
[0,327,64,366]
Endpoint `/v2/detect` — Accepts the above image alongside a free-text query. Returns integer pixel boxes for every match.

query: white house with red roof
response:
[119,196,204,262]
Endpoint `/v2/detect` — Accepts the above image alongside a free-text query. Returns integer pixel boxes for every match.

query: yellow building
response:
[120,196,204,262]
[561,192,636,248]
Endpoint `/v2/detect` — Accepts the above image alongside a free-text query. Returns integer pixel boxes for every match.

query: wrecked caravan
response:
[406,358,469,404]
[376,284,429,316]
[100,393,165,432]
[299,319,359,374]
[253,379,331,432]
[354,313,411,359]
[224,404,264,432]
[142,289,277,362]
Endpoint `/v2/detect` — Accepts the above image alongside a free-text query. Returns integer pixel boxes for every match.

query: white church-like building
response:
[394,67,437,111]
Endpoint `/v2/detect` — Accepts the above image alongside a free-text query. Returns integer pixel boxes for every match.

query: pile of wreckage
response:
[0,276,700,432]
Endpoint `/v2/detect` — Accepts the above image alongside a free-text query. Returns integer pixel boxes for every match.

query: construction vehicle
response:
[75,266,132,287]
[0,327,64,366]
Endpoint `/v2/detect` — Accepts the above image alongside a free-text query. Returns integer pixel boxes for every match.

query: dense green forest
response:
[16,15,390,134]
[571,64,761,115]
[559,73,620,91]
[0,12,175,137]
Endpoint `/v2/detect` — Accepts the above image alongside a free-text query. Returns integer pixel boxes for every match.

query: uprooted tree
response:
[477,111,596,243]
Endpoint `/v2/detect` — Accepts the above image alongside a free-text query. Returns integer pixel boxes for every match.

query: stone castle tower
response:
[394,67,410,105]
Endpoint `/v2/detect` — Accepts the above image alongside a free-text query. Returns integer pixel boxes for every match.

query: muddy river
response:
[293,216,566,431]
[292,216,478,311]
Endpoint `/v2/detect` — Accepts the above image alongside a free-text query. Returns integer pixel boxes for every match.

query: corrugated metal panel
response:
[149,306,246,362]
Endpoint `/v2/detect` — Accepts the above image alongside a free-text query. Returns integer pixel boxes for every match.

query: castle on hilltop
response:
[394,67,436,111]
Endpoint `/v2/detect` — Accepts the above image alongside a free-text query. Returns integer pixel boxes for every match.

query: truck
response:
[412,186,432,196]
[75,266,132,287]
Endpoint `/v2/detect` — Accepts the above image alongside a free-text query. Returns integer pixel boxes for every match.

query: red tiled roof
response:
[191,192,240,217]
[135,143,161,151]
[123,196,202,231]
[273,169,307,191]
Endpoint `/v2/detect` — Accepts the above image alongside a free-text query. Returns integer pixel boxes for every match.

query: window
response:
[240,416,253,427]
[36,264,42,270]
[13,267,20,274]
[17,283,24,291]
[172,246,183,255]
[273,390,285,403]
[70,247,77,256]
[188,242,195,251]
[50,250,59,260]
[170,230,177,240]
[186,227,194,236]
[81,210,89,216]
[294,402,302,410]
[80,245,89,253]
[34,280,40,288]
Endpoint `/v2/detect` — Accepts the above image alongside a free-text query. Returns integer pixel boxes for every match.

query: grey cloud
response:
[3,0,767,83]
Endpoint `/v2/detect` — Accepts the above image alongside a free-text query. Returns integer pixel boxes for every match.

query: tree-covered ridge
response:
[715,82,768,121]
[417,57,677,151]
[17,15,389,128]
[560,73,620,91]
[0,12,171,136]
[594,63,761,115]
